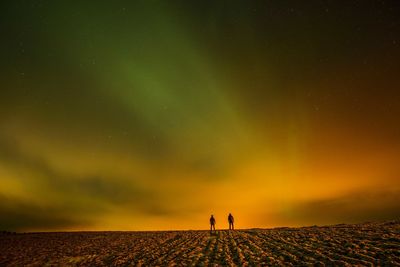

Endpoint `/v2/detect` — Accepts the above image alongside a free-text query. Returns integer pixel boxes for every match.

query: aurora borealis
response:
[1,1,400,231]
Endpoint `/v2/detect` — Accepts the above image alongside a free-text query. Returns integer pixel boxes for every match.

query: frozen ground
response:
[1,221,399,266]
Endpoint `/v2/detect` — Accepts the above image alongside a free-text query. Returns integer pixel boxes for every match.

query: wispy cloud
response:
[281,188,400,225]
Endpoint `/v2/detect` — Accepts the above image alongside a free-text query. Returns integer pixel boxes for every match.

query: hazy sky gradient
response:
[1,0,399,231]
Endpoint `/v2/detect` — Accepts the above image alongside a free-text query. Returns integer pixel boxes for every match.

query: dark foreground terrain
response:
[1,221,399,266]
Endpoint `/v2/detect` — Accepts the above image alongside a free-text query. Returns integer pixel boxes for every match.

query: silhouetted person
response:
[210,215,216,233]
[228,213,234,230]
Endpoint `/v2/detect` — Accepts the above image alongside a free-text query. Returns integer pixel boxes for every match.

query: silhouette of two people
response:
[209,213,235,234]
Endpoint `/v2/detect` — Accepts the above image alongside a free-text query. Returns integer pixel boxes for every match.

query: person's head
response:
[211,214,214,217]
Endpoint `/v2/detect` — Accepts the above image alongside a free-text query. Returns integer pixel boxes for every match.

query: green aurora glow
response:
[1,1,400,231]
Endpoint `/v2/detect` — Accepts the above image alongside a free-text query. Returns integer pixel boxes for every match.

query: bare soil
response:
[1,221,399,266]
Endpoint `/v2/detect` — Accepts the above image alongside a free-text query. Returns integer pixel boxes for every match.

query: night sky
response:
[1,1,400,231]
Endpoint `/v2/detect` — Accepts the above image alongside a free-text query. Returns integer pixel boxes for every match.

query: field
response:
[1,221,399,266]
